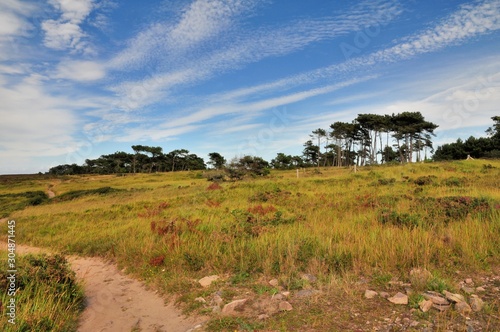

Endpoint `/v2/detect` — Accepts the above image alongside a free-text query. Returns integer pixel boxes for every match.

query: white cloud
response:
[55,60,105,81]
[42,0,96,54]
[109,0,259,70]
[0,75,80,163]
[368,0,500,63]
[108,0,402,111]
[0,1,34,37]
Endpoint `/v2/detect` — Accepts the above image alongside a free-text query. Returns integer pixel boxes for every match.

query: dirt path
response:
[2,241,206,332]
[47,180,59,198]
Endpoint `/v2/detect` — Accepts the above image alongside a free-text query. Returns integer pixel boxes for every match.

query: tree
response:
[302,140,320,166]
[310,128,327,168]
[486,116,500,141]
[390,112,438,163]
[226,155,270,179]
[208,152,226,170]
[271,153,294,169]
[330,122,359,166]
[356,114,388,164]
[167,149,189,172]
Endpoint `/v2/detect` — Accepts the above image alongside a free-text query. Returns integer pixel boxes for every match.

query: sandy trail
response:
[2,241,206,332]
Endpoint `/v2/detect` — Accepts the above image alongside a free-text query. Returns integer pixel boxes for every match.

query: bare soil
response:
[2,241,207,332]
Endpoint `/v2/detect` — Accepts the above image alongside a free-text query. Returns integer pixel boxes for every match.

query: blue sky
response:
[0,0,499,174]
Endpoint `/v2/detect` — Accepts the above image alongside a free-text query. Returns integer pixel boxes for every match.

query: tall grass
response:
[0,253,84,331]
[1,161,499,328]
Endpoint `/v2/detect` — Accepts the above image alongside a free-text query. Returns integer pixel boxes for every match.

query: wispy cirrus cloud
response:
[108,0,403,111]
[370,0,500,62]
[109,0,261,70]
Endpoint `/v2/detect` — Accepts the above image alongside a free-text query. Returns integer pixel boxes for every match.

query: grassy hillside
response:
[1,160,499,331]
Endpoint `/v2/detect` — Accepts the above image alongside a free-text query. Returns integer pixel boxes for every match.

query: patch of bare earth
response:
[1,242,207,331]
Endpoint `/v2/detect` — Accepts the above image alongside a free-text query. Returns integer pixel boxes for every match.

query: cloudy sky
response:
[0,0,499,174]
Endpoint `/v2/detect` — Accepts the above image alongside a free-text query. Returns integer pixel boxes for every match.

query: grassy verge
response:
[0,252,84,331]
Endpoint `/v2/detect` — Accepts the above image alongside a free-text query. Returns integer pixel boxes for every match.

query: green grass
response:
[0,253,84,331]
[1,160,499,330]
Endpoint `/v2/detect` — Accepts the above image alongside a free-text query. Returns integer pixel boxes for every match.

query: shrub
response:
[418,196,491,222]
[377,178,396,185]
[53,187,123,202]
[378,209,421,228]
[413,175,437,186]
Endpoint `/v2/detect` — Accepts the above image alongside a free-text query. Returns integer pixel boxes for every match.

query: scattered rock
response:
[282,291,290,297]
[388,292,408,305]
[296,289,320,298]
[258,314,270,320]
[271,293,284,301]
[443,290,465,303]
[221,299,248,315]
[475,286,485,292]
[194,297,206,303]
[455,300,472,316]
[212,294,223,306]
[462,286,475,294]
[198,275,219,288]
[279,301,293,311]
[269,279,279,287]
[379,291,390,299]
[432,303,451,312]
[423,292,450,305]
[301,274,317,283]
[364,290,378,299]
[465,278,474,284]
[469,295,484,312]
[419,299,433,312]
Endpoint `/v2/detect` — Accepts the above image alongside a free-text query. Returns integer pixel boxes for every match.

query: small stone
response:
[423,292,449,305]
[301,274,317,283]
[258,314,270,320]
[194,297,206,303]
[282,291,290,297]
[212,294,223,306]
[212,306,221,313]
[475,286,485,292]
[443,290,465,303]
[279,301,293,311]
[379,292,390,299]
[364,290,378,299]
[455,301,472,316]
[222,299,247,315]
[432,303,451,312]
[388,292,408,305]
[419,299,433,312]
[269,279,279,287]
[198,275,219,288]
[296,289,320,298]
[271,293,284,301]
[469,295,484,312]
[462,286,475,294]
[465,278,474,284]
[410,321,420,327]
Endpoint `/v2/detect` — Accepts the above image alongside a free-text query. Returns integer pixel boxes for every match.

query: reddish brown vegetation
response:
[205,199,221,208]
[137,201,170,218]
[247,204,277,215]
[149,255,165,266]
[206,182,222,190]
